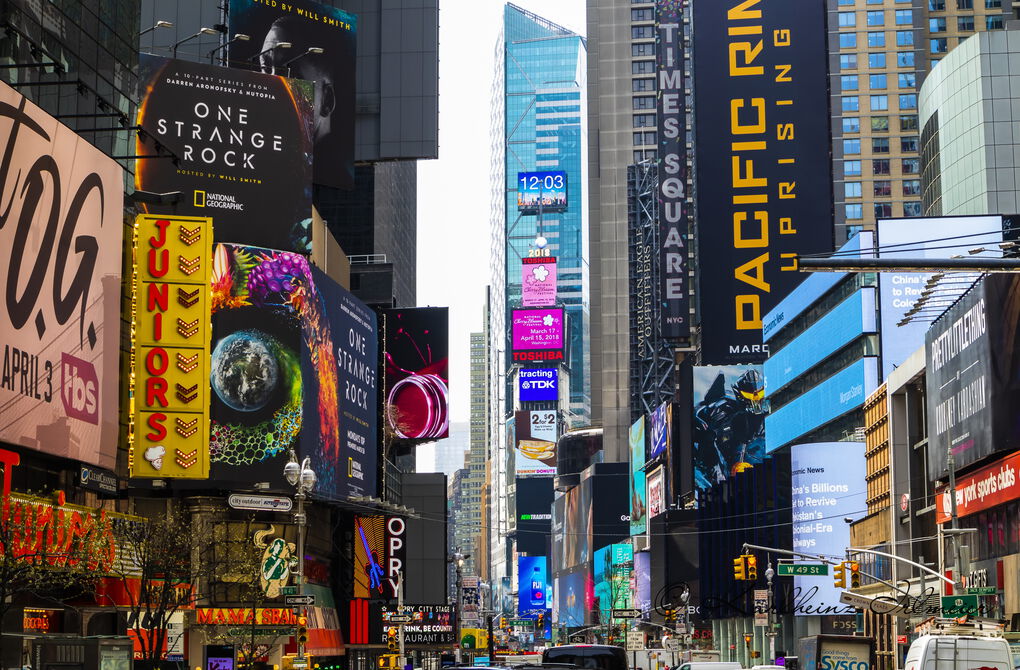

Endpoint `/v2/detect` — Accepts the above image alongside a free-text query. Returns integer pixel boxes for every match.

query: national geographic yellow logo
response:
[194,190,206,207]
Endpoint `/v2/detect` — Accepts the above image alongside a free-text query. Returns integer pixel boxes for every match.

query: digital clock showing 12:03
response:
[517,170,568,213]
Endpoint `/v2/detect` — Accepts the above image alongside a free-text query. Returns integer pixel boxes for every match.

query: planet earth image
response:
[210,330,281,412]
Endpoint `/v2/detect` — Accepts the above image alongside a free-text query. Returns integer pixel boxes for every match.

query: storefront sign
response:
[23,607,62,634]
[78,465,119,495]
[130,215,213,479]
[353,515,406,599]
[196,608,299,626]
[936,450,1020,523]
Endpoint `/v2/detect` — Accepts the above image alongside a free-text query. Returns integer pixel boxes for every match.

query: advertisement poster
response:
[692,365,767,489]
[228,0,357,189]
[693,0,833,364]
[633,551,651,620]
[384,307,449,441]
[0,80,123,468]
[135,54,314,253]
[647,466,664,519]
[512,308,564,352]
[354,516,406,600]
[564,481,591,568]
[517,171,567,213]
[649,401,670,459]
[791,442,866,615]
[515,410,558,477]
[629,417,648,535]
[593,544,633,624]
[518,556,549,614]
[936,450,1020,523]
[518,367,558,402]
[557,568,585,627]
[516,477,555,554]
[522,256,558,307]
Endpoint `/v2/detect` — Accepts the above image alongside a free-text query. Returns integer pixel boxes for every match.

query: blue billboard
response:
[517,170,567,213]
[649,401,670,459]
[629,417,647,535]
[791,442,867,616]
[593,544,633,624]
[518,556,549,615]
[519,368,558,402]
[557,568,586,627]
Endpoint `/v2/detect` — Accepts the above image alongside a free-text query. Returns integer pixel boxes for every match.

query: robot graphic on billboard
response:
[692,366,767,489]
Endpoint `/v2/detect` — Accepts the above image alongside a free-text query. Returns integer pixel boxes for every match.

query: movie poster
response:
[229,0,357,189]
[629,417,647,535]
[384,308,449,441]
[692,365,767,489]
[135,54,314,253]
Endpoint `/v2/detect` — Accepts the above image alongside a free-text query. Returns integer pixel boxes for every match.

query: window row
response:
[838,30,915,49]
[839,51,915,69]
[845,202,922,219]
[844,179,921,198]
[842,115,918,133]
[842,94,917,112]
[840,72,916,90]
[841,136,919,154]
[843,158,919,176]
[838,0,911,5]
[837,9,913,27]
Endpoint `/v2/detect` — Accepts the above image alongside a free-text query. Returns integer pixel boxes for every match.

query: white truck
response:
[904,619,1012,670]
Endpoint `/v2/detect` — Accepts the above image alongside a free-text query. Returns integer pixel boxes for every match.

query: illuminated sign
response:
[353,516,406,600]
[511,309,564,365]
[522,257,558,307]
[517,171,567,213]
[23,608,62,634]
[195,608,298,625]
[130,215,213,479]
[515,410,558,477]
[520,513,552,521]
[518,368,558,402]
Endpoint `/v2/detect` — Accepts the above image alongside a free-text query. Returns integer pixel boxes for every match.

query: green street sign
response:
[966,586,996,596]
[281,586,298,595]
[941,595,979,617]
[777,563,828,576]
[509,619,534,627]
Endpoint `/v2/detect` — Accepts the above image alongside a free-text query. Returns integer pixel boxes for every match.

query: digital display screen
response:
[512,309,564,352]
[519,368,559,402]
[517,171,567,213]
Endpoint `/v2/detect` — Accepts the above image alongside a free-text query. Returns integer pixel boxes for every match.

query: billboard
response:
[936,450,1020,523]
[384,308,449,441]
[512,308,564,355]
[0,80,123,468]
[135,54,315,253]
[655,0,690,339]
[517,171,567,213]
[629,417,648,535]
[879,216,1005,378]
[522,256,558,307]
[649,401,670,459]
[647,466,665,518]
[518,556,549,614]
[692,366,767,489]
[791,442,866,615]
[564,480,591,568]
[557,567,586,627]
[131,216,214,479]
[519,367,558,402]
[515,410,558,477]
[353,516,407,600]
[516,477,555,554]
[633,551,651,620]
[926,274,1020,480]
[378,604,454,644]
[593,544,633,624]
[228,0,357,189]
[693,0,833,364]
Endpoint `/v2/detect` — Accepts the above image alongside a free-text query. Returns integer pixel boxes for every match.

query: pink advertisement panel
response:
[521,257,557,307]
[512,309,564,351]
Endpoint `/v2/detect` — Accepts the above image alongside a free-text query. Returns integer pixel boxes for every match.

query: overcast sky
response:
[416,0,585,425]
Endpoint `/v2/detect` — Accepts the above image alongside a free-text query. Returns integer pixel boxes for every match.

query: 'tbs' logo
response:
[61,353,98,424]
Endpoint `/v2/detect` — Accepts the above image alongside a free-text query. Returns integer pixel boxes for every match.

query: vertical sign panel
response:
[656,0,690,338]
[522,257,558,307]
[693,0,833,364]
[131,215,213,478]
[629,417,648,536]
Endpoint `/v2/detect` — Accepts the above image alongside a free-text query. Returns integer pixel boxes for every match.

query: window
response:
[842,75,859,90]
[875,203,893,218]
[633,113,655,127]
[870,94,888,111]
[845,160,862,176]
[898,72,916,88]
[867,10,885,25]
[897,30,914,46]
[903,180,921,195]
[987,15,1004,29]
[868,0,882,3]
[844,138,862,154]
[632,43,654,57]
[870,74,887,89]
[902,157,920,173]
[845,182,863,198]
[929,17,947,32]
[633,60,655,74]
[838,0,854,4]
[958,16,975,31]
[633,96,655,110]
[873,138,890,153]
[840,33,858,48]
[986,0,1001,7]
[901,114,918,131]
[897,51,915,67]
[929,0,945,8]
[873,159,891,174]
[930,38,948,53]
[846,204,864,219]
[632,26,653,39]
[633,78,654,91]
[874,180,892,196]
[958,0,973,7]
[631,8,653,20]
[901,136,919,152]
[904,201,923,216]
[839,11,857,27]
[869,52,886,68]
[871,116,889,131]
[841,54,858,69]
[868,31,886,47]
[843,117,861,133]
[633,150,649,163]
[895,9,912,24]
[900,93,917,108]
[843,95,860,111]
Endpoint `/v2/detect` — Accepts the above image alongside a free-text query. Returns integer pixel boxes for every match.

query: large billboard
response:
[522,256,557,307]
[518,556,549,614]
[516,477,555,554]
[655,0,690,339]
[135,54,315,253]
[557,567,586,627]
[692,366,767,489]
[629,417,648,535]
[512,308,564,355]
[354,516,407,600]
[649,401,670,459]
[515,410,558,477]
[0,80,124,468]
[926,274,1020,480]
[647,466,665,519]
[517,171,567,213]
[228,0,357,189]
[791,442,866,615]
[936,450,1020,523]
[518,367,558,402]
[593,544,633,624]
[693,0,833,364]
[384,308,449,441]
[633,551,651,620]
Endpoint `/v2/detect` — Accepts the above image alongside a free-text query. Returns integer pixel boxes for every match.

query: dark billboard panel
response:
[384,308,450,441]
[926,275,1020,480]
[516,476,555,555]
[693,0,833,364]
[692,365,766,489]
[656,0,690,338]
[228,0,357,189]
[517,171,567,213]
[135,54,314,253]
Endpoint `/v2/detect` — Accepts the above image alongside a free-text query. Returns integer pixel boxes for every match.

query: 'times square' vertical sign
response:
[656,0,689,339]
[693,0,833,364]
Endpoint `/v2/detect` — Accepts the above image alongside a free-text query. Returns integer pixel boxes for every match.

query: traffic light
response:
[746,554,758,581]
[297,615,309,645]
[733,556,747,581]
[386,626,398,651]
[499,616,507,629]
[743,633,753,648]
[849,561,861,588]
[537,612,545,627]
[833,561,846,589]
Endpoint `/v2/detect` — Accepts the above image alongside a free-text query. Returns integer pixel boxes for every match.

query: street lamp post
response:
[250,42,293,74]
[284,450,317,662]
[207,33,251,65]
[283,47,326,77]
[449,551,469,662]
[171,27,219,58]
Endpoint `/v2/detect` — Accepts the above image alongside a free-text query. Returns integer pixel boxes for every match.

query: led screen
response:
[519,368,559,403]
[517,170,567,213]
[512,308,564,352]
[522,256,557,307]
[384,308,449,441]
[692,366,767,489]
